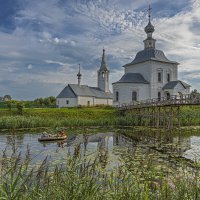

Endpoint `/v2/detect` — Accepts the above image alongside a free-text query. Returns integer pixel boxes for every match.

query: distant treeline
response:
[0,96,56,109]
[27,96,56,107]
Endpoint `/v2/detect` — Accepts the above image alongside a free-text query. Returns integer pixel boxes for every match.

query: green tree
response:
[16,101,24,115]
[5,100,15,111]
[3,94,12,101]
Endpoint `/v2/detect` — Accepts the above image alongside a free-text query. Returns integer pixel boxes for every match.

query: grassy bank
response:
[0,106,199,130]
[0,107,136,130]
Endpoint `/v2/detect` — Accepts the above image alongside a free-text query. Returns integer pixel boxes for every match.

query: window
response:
[115,91,119,101]
[158,72,162,82]
[166,92,170,100]
[66,100,69,104]
[167,73,170,82]
[158,92,161,101]
[87,101,90,106]
[57,100,59,104]
[132,91,137,101]
[102,72,105,78]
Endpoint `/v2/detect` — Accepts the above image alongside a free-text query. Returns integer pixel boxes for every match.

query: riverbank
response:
[0,106,199,130]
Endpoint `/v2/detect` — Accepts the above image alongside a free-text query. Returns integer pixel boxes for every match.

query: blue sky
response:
[0,0,199,100]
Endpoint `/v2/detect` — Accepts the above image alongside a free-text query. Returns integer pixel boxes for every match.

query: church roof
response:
[124,48,179,67]
[57,84,113,99]
[56,85,77,98]
[89,87,113,98]
[162,80,191,90]
[69,84,94,97]
[99,49,109,71]
[113,73,149,84]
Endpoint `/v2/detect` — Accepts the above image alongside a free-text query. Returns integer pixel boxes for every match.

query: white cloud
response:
[27,64,33,69]
[0,0,200,99]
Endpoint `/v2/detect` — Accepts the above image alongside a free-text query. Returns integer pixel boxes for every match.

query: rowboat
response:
[38,135,67,142]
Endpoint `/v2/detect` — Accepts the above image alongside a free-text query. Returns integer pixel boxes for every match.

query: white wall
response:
[98,70,110,93]
[112,83,150,106]
[77,96,95,106]
[150,61,178,99]
[124,61,152,82]
[57,96,113,107]
[57,98,77,108]
[163,82,190,96]
[94,98,113,105]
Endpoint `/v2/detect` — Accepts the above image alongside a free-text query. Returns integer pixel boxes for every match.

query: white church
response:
[56,49,113,107]
[57,8,191,108]
[112,12,190,106]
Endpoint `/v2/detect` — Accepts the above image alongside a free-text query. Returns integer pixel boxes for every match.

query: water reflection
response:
[0,130,199,169]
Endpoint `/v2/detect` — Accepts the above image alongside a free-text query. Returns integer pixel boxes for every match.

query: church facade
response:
[56,49,113,107]
[112,15,190,106]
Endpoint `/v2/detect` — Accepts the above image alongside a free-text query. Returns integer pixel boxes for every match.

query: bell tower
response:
[143,5,156,49]
[98,49,110,93]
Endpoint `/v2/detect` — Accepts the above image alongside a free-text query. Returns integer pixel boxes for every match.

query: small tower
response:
[98,49,110,93]
[143,5,156,49]
[77,64,82,86]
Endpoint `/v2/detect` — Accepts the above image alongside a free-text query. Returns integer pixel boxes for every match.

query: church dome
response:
[144,21,155,34]
[123,48,179,67]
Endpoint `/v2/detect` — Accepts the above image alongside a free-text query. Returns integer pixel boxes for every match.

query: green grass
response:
[0,106,199,130]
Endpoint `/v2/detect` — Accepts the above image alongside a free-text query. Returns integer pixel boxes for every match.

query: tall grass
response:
[0,106,199,130]
[0,147,200,200]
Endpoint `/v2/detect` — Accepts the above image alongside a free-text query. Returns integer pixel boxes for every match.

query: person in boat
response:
[56,130,66,137]
[42,132,50,138]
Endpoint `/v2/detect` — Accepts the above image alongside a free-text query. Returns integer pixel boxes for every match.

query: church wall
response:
[57,98,77,108]
[112,83,150,106]
[124,61,152,82]
[77,96,95,106]
[150,62,178,98]
[94,98,113,106]
[172,82,190,95]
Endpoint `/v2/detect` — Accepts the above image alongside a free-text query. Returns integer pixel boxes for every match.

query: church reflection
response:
[0,130,193,169]
[60,130,192,169]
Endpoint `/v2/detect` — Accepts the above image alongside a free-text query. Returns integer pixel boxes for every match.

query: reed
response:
[0,147,199,200]
[0,106,199,130]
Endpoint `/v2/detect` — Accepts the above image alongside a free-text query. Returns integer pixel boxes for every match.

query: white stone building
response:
[112,14,190,106]
[56,49,113,107]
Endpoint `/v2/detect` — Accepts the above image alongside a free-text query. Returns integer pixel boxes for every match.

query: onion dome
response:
[145,21,155,34]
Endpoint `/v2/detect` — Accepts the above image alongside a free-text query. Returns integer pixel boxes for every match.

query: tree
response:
[5,100,15,111]
[16,101,24,115]
[191,89,199,95]
[3,95,12,101]
[33,96,56,107]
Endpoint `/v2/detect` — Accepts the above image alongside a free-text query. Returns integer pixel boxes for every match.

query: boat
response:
[38,135,67,142]
[38,132,67,142]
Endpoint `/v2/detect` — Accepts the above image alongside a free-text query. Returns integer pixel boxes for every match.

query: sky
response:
[0,0,199,100]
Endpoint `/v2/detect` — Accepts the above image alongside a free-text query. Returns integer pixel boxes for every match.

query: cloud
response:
[0,0,200,99]
[27,64,32,69]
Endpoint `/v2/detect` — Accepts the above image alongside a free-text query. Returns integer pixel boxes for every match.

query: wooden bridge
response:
[117,94,200,129]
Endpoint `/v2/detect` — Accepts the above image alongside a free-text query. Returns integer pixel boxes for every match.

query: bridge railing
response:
[118,94,200,110]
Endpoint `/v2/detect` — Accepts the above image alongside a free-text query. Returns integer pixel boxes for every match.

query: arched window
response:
[132,91,137,101]
[166,92,170,100]
[167,73,170,82]
[158,92,161,101]
[115,91,119,101]
[102,72,105,78]
[158,72,162,82]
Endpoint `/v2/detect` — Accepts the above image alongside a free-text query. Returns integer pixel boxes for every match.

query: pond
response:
[0,128,200,171]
